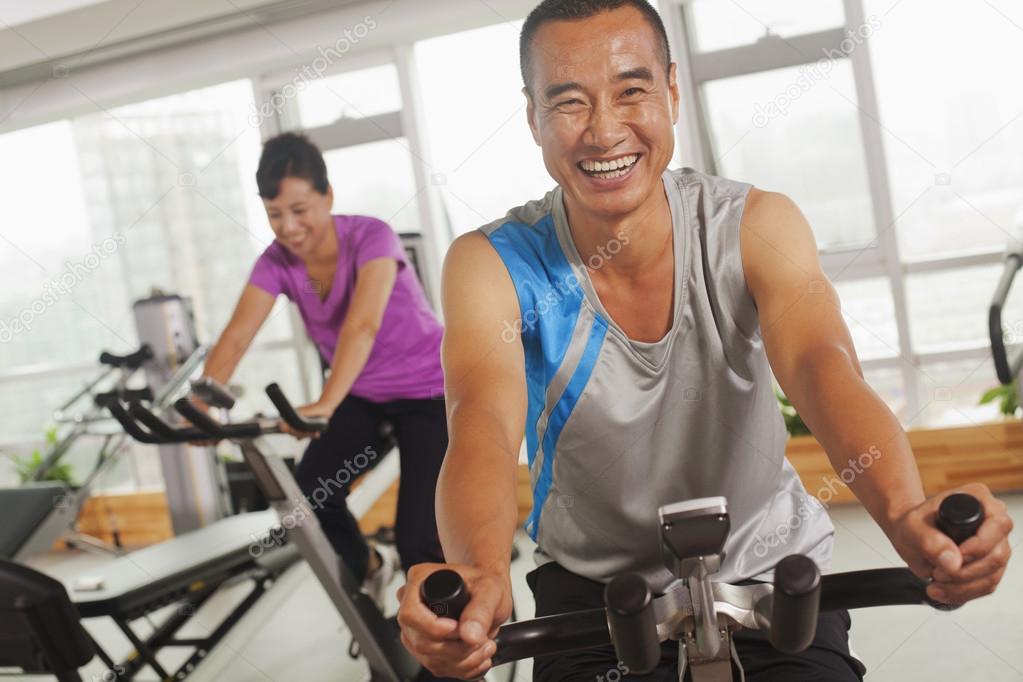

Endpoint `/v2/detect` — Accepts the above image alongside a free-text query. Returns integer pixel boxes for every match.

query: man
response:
[396,1,1014,679]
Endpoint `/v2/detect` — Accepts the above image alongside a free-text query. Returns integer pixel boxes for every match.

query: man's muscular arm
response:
[741,189,1012,605]
[397,231,527,679]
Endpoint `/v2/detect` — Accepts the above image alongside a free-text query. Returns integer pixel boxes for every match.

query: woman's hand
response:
[889,482,1014,605]
[280,401,335,439]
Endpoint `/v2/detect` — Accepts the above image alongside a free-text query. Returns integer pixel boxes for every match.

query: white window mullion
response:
[821,247,886,281]
[903,249,1004,275]
[843,0,920,417]
[301,112,404,149]
[393,43,445,311]
[690,28,849,83]
[660,0,709,171]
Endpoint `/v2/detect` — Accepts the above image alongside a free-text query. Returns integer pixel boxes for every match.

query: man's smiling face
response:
[524,4,679,220]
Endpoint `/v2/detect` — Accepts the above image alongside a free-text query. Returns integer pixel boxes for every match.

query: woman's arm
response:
[312,257,398,411]
[202,284,276,384]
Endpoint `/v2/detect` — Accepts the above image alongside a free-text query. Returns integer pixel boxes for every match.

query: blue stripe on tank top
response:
[525,314,608,539]
[485,215,585,536]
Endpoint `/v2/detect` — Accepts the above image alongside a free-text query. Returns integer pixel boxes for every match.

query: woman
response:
[201,132,447,608]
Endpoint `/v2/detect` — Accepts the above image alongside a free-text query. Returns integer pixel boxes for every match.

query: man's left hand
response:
[889,482,1014,605]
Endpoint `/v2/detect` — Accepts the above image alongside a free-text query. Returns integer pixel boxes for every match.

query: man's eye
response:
[623,87,644,97]
[558,99,583,107]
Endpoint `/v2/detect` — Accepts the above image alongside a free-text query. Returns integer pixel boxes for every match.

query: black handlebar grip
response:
[421,569,470,620]
[604,574,660,674]
[927,493,985,612]
[103,400,161,444]
[174,399,228,438]
[265,383,328,433]
[94,390,120,408]
[769,555,821,655]
[98,344,154,369]
[937,494,984,545]
[121,387,154,403]
[130,404,208,442]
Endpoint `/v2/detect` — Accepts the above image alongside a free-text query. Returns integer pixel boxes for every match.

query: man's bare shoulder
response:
[742,188,805,232]
[739,187,821,292]
[444,231,505,281]
[442,231,519,319]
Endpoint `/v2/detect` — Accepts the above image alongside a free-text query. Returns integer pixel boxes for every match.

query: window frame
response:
[665,0,1002,422]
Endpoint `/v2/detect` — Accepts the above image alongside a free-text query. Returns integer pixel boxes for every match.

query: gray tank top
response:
[480,168,834,591]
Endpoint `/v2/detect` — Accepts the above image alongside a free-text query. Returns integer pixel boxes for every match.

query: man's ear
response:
[668,62,680,124]
[523,86,541,146]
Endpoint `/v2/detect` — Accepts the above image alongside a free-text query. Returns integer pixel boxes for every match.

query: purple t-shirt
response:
[248,215,444,403]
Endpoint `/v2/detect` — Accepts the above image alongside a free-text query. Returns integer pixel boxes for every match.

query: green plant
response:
[4,427,76,485]
[775,388,811,437]
[978,379,1020,417]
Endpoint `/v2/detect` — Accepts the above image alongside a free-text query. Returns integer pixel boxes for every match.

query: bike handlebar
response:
[420,494,984,669]
[768,554,821,654]
[604,573,660,671]
[266,383,330,433]
[173,399,264,439]
[98,344,154,370]
[129,404,209,442]
[990,251,1023,385]
[98,397,162,445]
[97,380,327,446]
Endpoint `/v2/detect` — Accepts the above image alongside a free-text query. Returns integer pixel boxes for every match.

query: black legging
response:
[294,394,448,584]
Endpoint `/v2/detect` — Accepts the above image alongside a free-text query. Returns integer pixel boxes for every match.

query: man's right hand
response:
[397,562,513,680]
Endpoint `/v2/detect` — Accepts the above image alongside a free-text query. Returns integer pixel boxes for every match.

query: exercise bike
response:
[112,381,517,682]
[421,493,983,681]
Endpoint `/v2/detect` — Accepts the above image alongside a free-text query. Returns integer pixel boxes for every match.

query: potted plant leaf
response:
[978,378,1021,418]
[4,427,76,486]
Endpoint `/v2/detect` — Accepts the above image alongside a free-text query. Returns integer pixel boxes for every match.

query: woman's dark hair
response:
[519,0,671,95]
[255,132,329,199]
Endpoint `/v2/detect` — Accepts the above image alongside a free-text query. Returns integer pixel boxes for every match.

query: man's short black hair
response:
[255,132,329,199]
[519,0,672,95]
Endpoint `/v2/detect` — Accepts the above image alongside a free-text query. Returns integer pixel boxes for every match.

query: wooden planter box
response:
[786,420,1023,505]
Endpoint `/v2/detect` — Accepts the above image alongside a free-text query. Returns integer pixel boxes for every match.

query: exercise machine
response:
[0,510,297,681]
[989,238,1022,407]
[0,344,171,561]
[422,493,983,681]
[115,381,515,682]
[133,293,227,533]
[2,290,224,561]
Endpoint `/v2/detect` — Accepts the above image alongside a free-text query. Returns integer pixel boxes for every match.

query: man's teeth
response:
[579,154,639,178]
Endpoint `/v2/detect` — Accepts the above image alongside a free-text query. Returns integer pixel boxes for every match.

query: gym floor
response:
[16,491,1023,682]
